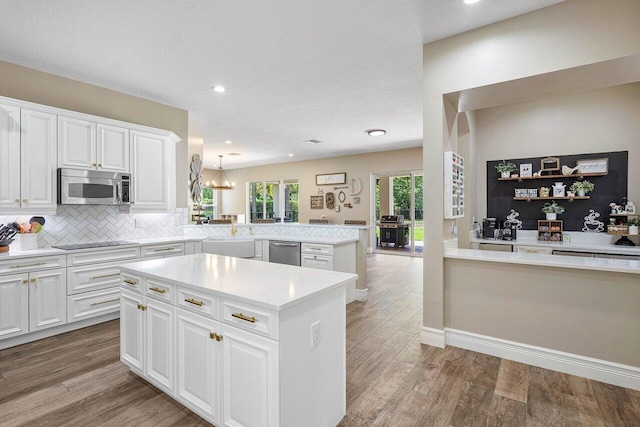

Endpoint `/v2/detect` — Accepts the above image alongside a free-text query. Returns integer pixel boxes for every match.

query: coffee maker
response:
[482,218,497,239]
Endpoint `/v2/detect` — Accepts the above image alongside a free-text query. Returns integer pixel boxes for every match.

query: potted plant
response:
[542,201,565,220]
[569,180,595,197]
[628,217,640,236]
[495,160,517,178]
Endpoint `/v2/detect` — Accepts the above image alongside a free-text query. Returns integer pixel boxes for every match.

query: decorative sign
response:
[577,158,608,174]
[540,157,560,172]
[316,172,346,186]
[520,163,532,177]
[504,209,523,230]
[310,195,324,209]
[582,209,605,232]
[325,192,335,209]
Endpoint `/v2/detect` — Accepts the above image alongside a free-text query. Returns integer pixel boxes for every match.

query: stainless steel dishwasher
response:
[269,240,301,266]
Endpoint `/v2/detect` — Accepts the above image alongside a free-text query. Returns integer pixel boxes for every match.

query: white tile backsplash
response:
[0,206,185,247]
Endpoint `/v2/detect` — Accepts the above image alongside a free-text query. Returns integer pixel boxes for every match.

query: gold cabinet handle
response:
[22,198,28,203]
[22,279,28,284]
[14,199,19,203]
[209,332,223,342]
[10,262,46,269]
[185,298,204,307]
[90,298,119,307]
[30,278,36,283]
[90,273,120,280]
[232,312,256,323]
[216,333,223,342]
[123,279,138,286]
[153,247,175,252]
[92,163,97,167]
[98,163,102,168]
[137,304,147,311]
[149,287,166,294]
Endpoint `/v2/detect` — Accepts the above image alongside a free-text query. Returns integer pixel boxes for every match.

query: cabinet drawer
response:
[67,287,120,323]
[515,246,552,254]
[121,271,143,293]
[301,243,333,256]
[145,278,175,304]
[220,298,278,340]
[301,254,333,271]
[67,261,124,295]
[141,243,185,258]
[0,255,66,275]
[178,288,218,319]
[66,247,140,266]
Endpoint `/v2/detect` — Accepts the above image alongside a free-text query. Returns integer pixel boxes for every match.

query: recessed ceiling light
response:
[463,0,481,4]
[288,154,294,157]
[224,140,232,144]
[212,85,226,93]
[305,139,322,144]
[367,129,386,137]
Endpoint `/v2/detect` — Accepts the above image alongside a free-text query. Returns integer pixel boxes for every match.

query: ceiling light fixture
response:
[288,154,294,157]
[463,0,481,4]
[224,140,232,144]
[367,129,386,136]
[212,85,226,93]
[305,139,322,144]
[206,155,235,190]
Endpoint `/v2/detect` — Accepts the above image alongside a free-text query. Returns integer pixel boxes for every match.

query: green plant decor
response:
[569,180,595,194]
[495,160,516,174]
[628,217,640,227]
[542,201,565,214]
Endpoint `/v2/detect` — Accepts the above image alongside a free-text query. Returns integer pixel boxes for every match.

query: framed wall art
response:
[316,172,346,186]
[310,195,324,209]
[577,158,608,174]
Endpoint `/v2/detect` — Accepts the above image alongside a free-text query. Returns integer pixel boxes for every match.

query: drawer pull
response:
[209,332,223,341]
[232,312,257,323]
[123,279,138,286]
[90,298,119,307]
[309,247,323,251]
[185,298,204,307]
[153,247,175,252]
[10,262,46,269]
[137,304,147,311]
[150,287,166,294]
[90,273,120,280]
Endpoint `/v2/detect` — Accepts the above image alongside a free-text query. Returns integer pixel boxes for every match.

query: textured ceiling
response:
[0,0,563,169]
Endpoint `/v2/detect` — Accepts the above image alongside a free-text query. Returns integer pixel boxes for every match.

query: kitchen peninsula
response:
[119,253,357,427]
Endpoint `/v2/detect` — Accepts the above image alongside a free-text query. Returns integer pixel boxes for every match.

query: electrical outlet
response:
[311,321,320,348]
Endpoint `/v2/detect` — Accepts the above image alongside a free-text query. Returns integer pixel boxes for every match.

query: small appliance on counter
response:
[482,218,497,239]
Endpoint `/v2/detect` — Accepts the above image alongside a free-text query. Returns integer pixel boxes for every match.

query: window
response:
[248,179,298,223]
[201,187,217,219]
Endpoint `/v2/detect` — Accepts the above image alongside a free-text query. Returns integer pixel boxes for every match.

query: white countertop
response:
[203,235,358,244]
[120,253,358,311]
[471,236,640,256]
[446,247,640,275]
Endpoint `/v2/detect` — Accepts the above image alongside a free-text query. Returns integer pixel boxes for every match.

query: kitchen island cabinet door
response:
[120,289,145,371]
[29,268,66,332]
[0,103,21,210]
[20,109,57,212]
[0,273,28,340]
[145,298,175,394]
[221,323,279,427]
[177,309,221,424]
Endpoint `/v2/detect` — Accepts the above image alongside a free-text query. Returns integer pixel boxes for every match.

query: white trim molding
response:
[446,328,640,392]
[420,327,446,348]
[354,288,368,302]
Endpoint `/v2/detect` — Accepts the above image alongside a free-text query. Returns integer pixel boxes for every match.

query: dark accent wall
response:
[487,151,628,231]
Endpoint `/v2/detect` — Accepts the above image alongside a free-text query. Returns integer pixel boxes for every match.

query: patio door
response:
[374,171,423,256]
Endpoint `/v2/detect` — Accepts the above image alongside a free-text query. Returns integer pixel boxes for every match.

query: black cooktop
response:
[52,241,134,250]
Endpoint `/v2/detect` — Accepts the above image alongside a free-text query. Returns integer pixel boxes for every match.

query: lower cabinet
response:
[120,290,145,371]
[0,273,29,339]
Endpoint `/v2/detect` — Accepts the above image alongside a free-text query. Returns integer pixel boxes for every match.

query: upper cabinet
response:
[58,116,130,173]
[0,104,58,214]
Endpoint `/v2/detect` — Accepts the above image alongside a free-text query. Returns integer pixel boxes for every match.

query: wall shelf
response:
[498,172,607,182]
[444,151,464,219]
[513,196,590,202]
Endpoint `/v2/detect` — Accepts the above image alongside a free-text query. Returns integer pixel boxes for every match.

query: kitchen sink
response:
[203,238,255,258]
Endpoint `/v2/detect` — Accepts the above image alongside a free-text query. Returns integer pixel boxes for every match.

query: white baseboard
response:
[446,328,640,392]
[420,326,445,348]
[354,288,368,302]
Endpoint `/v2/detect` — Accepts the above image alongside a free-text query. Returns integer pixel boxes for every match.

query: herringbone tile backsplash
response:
[0,206,185,248]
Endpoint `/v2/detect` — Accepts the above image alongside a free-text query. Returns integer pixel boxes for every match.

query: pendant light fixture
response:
[207,155,235,190]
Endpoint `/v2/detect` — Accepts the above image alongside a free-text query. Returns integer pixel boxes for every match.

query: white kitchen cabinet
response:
[0,273,28,340]
[300,241,357,303]
[176,309,221,424]
[120,289,145,371]
[145,298,176,393]
[140,242,185,259]
[221,322,279,427]
[130,130,176,213]
[514,246,552,255]
[67,287,120,323]
[0,103,21,210]
[301,253,333,270]
[58,117,130,173]
[21,109,57,213]
[29,268,67,332]
[67,261,127,295]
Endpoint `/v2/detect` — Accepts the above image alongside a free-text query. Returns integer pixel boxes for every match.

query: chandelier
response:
[207,155,235,190]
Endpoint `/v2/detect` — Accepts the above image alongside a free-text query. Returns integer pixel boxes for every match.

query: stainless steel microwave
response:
[57,168,131,209]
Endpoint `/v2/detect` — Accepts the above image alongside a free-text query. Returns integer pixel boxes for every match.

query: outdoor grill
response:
[379,215,409,247]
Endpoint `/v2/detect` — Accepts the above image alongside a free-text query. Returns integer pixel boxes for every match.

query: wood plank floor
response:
[0,253,638,426]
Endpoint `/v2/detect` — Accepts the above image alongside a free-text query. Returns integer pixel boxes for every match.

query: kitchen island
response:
[119,253,357,427]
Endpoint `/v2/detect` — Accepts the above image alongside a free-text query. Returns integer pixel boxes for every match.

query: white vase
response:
[501,171,511,178]
[629,225,639,236]
[577,189,585,197]
[546,213,557,220]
